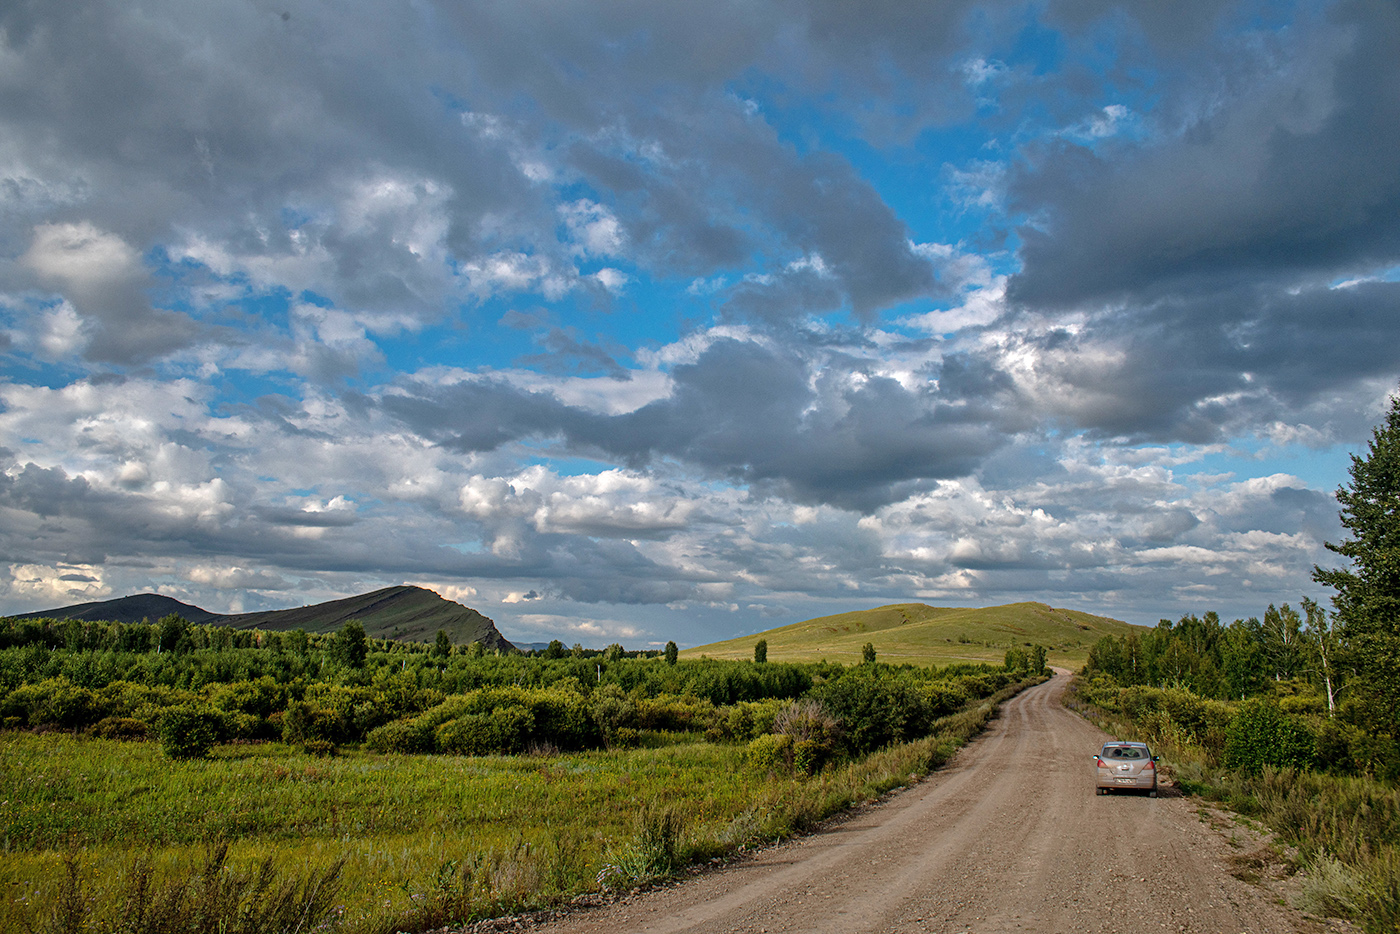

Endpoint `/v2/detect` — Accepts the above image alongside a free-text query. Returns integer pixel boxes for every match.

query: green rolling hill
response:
[12,585,513,651]
[682,602,1141,668]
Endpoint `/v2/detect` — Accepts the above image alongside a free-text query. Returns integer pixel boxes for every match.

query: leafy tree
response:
[1218,620,1267,700]
[664,641,678,666]
[753,639,767,664]
[861,642,876,665]
[285,628,309,655]
[157,614,189,654]
[1301,597,1339,716]
[1261,603,1305,681]
[433,630,452,658]
[543,639,566,659]
[328,620,369,669]
[1314,390,1400,721]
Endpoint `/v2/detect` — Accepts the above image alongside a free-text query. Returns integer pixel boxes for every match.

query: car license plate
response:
[1116,777,1136,783]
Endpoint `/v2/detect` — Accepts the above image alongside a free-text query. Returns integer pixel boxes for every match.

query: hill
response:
[10,586,513,651]
[220,586,511,650]
[682,601,1140,668]
[13,593,219,625]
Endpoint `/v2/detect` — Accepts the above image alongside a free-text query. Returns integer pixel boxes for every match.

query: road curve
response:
[517,671,1334,934]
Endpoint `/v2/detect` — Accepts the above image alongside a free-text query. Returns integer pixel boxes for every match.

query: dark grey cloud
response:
[998,278,1400,442]
[384,337,1007,511]
[1009,0,1400,308]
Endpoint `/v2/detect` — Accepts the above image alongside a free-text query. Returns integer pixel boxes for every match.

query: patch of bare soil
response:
[452,674,1358,934]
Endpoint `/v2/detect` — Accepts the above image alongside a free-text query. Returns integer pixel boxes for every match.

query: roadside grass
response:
[0,677,1040,934]
[1064,677,1400,932]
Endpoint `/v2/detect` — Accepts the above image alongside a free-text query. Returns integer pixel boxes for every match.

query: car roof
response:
[1103,741,1149,747]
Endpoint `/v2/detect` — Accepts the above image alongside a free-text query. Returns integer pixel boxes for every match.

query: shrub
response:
[156,704,223,759]
[1224,697,1316,773]
[591,684,638,745]
[365,718,435,754]
[635,694,716,733]
[815,673,925,755]
[280,700,345,745]
[793,739,827,776]
[921,682,968,719]
[302,739,338,757]
[746,733,793,771]
[435,706,535,755]
[1,677,106,729]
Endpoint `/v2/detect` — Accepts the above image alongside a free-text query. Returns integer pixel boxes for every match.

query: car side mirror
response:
[1152,756,1160,761]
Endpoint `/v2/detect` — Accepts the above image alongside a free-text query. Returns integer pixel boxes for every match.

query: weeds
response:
[39,844,343,934]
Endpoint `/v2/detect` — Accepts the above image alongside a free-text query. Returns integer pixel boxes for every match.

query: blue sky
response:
[2,0,1398,647]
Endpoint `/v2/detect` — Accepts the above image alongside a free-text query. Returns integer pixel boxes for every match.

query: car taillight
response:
[1094,757,1108,768]
[1144,758,1155,770]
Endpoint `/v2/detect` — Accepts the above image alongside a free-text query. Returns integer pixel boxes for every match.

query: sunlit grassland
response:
[1,732,753,931]
[684,602,1138,668]
[0,678,1037,934]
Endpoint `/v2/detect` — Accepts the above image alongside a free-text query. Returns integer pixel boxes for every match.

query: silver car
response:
[1094,741,1159,796]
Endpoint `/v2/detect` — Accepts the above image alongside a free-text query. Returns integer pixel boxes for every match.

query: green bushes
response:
[435,707,534,755]
[155,705,223,759]
[0,626,1021,769]
[363,685,600,756]
[1223,697,1316,773]
[746,733,793,771]
[365,718,435,754]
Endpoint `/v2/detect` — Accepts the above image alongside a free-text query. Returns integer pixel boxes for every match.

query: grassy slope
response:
[682,601,1140,667]
[219,585,511,648]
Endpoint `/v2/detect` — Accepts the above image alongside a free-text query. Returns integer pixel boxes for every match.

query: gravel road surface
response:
[486,671,1342,934]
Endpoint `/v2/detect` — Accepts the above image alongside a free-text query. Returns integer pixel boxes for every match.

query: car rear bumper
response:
[1095,774,1156,791]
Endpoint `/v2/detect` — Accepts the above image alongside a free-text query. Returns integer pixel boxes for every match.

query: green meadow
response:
[0,680,1035,934]
[683,601,1139,668]
[0,611,1046,933]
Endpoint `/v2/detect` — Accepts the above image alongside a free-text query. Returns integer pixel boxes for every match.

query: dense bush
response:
[156,705,223,759]
[436,706,535,755]
[1224,697,1316,773]
[0,612,1022,765]
[364,718,435,754]
[746,733,792,771]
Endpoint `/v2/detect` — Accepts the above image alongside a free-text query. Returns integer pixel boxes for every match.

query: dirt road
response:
[514,671,1338,934]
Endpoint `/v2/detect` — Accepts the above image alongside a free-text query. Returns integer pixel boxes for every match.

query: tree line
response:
[1083,391,1400,780]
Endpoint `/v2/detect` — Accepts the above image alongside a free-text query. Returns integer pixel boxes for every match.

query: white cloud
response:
[560,199,626,257]
[411,581,478,604]
[4,563,111,607]
[184,565,290,590]
[23,222,139,286]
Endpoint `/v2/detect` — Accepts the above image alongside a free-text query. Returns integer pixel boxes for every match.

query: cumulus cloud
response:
[0,0,1394,641]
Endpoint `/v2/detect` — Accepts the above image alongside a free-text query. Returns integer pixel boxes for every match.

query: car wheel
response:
[1149,790,1157,798]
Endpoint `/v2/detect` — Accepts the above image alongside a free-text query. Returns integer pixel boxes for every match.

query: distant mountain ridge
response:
[11,586,513,651]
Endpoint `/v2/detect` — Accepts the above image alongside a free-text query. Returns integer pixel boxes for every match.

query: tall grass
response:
[1065,676,1400,931]
[1,677,1040,934]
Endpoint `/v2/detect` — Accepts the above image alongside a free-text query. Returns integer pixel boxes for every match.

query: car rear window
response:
[1102,746,1146,759]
